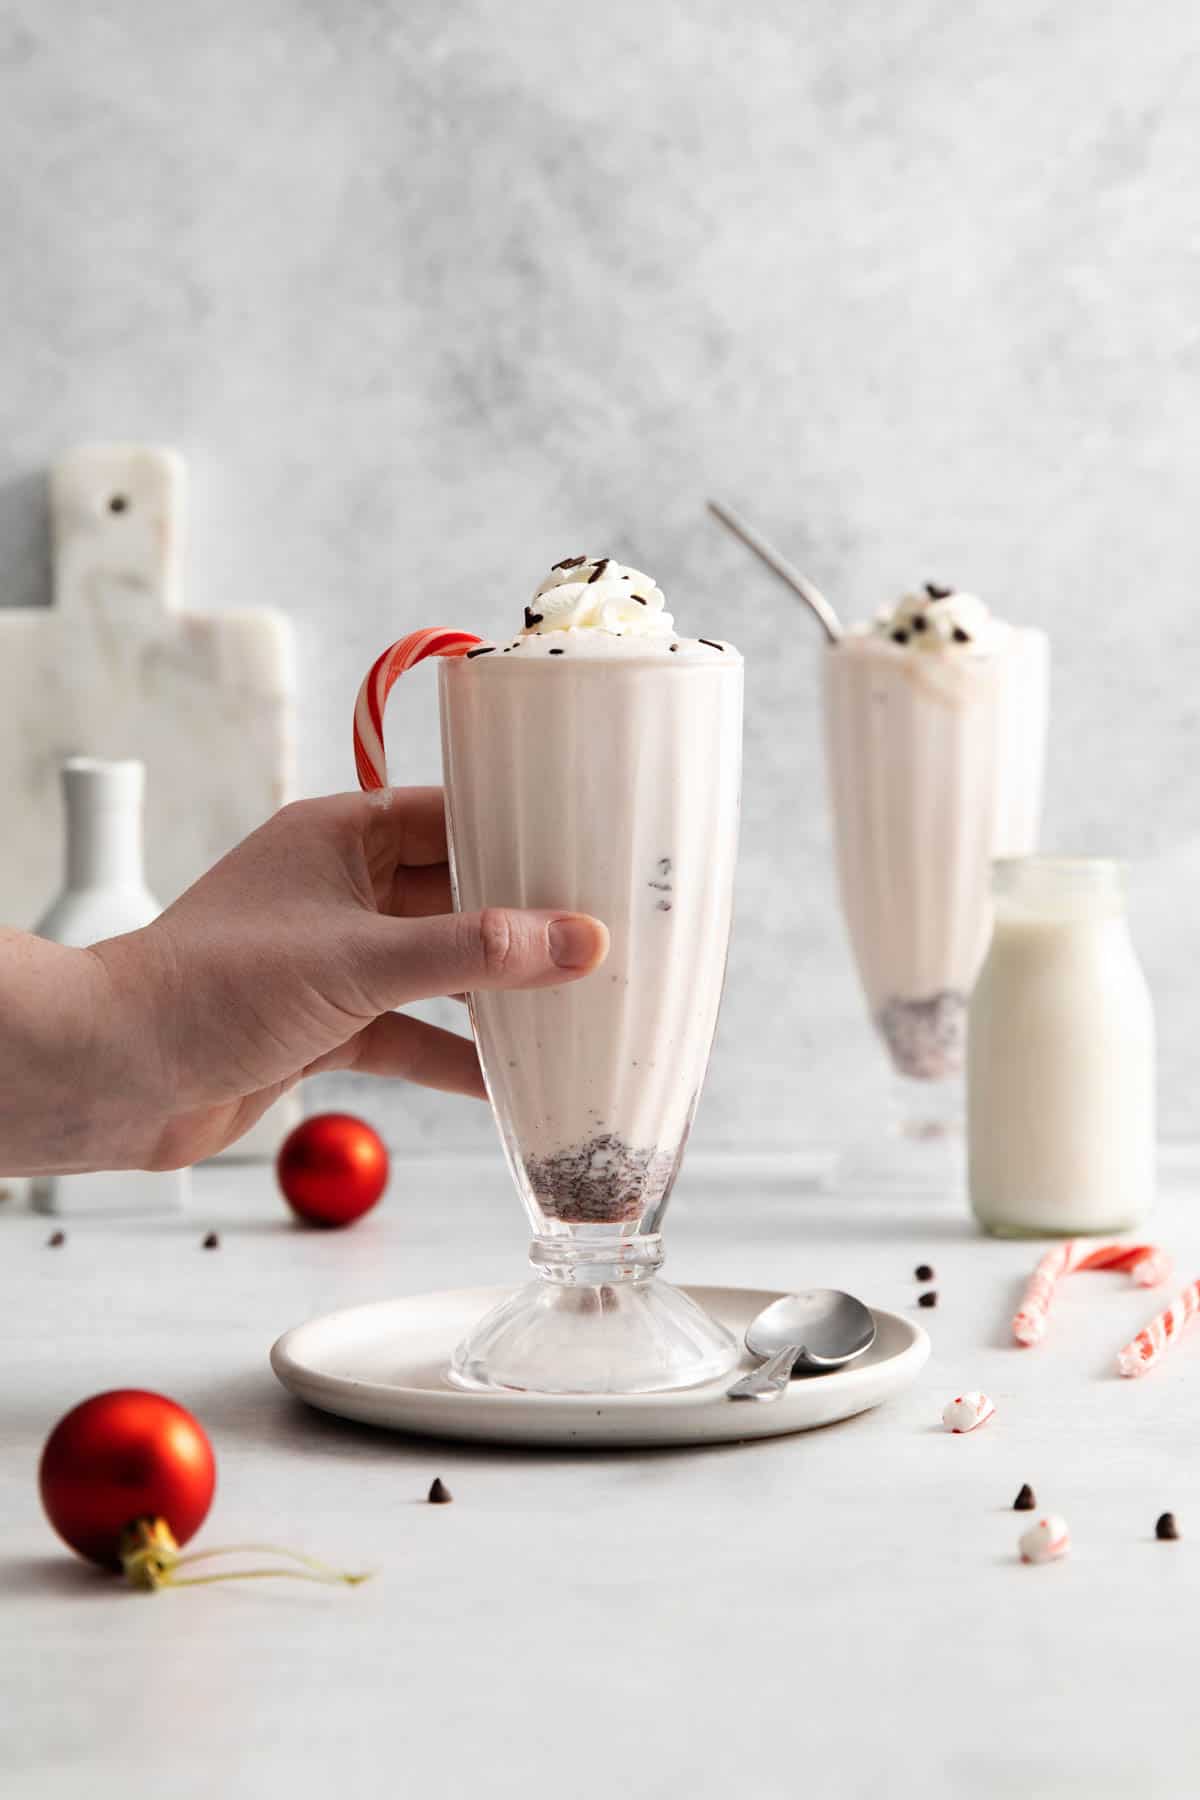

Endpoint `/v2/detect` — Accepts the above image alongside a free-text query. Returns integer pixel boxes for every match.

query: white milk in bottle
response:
[967,858,1154,1236]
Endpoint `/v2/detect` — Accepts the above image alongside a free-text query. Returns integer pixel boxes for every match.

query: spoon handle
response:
[706,500,842,645]
[727,1343,802,1402]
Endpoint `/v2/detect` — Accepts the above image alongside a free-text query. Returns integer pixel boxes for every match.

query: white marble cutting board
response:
[0,444,300,1158]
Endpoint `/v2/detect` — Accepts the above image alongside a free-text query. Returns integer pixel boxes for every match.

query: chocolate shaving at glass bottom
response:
[524,1132,677,1225]
[877,991,965,1080]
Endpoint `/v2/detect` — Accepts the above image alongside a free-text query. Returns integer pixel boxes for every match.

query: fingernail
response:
[548,915,601,970]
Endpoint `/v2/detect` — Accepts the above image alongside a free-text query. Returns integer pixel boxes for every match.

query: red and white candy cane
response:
[1012,1240,1171,1348]
[353,628,482,791]
[1118,1279,1200,1378]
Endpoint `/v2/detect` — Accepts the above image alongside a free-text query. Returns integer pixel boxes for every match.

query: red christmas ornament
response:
[39,1390,216,1569]
[277,1112,389,1228]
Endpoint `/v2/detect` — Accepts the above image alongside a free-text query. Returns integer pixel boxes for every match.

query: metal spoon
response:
[706,499,843,645]
[727,1290,876,1401]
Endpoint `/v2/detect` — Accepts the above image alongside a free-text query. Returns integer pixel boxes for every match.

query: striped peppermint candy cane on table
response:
[353,628,482,791]
[1012,1240,1171,1348]
[1118,1279,1200,1378]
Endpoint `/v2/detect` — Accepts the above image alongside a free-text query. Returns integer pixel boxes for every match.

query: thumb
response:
[361,907,610,1008]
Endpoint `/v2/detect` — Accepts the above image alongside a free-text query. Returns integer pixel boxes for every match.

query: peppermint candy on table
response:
[1118,1278,1200,1378]
[942,1391,995,1433]
[352,627,482,791]
[1019,1514,1071,1564]
[1011,1239,1171,1348]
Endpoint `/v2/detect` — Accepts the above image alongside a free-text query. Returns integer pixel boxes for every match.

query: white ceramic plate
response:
[270,1285,930,1449]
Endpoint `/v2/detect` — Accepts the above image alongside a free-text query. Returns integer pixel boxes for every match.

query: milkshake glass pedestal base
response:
[887,1067,964,1143]
[449,1233,737,1395]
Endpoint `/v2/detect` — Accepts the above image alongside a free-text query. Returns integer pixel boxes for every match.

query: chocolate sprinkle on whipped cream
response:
[461,559,738,662]
[866,586,1001,654]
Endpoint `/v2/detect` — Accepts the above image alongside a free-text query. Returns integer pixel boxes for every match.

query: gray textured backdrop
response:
[2,0,1199,1150]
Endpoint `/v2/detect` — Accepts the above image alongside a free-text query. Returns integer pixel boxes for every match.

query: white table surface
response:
[2,1148,1198,1800]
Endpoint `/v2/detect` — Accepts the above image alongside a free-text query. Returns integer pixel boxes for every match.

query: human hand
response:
[90,789,609,1169]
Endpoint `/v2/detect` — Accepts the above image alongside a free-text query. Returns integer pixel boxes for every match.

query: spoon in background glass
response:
[727,1290,876,1401]
[706,499,844,646]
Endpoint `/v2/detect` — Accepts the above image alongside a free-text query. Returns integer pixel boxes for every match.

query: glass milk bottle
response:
[967,858,1154,1236]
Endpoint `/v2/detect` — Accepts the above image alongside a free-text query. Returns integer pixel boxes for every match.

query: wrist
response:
[82,927,180,1169]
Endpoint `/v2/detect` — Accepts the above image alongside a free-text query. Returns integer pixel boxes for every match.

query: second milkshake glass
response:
[822,616,1050,1138]
[440,639,743,1393]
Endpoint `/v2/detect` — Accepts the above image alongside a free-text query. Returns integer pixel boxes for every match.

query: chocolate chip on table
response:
[202,1231,220,1250]
[1156,1512,1180,1541]
[46,1230,66,1248]
[917,1290,938,1309]
[1014,1484,1037,1512]
[914,1264,935,1282]
[428,1478,453,1505]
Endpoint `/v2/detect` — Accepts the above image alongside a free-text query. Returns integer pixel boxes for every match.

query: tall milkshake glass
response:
[822,586,1049,1138]
[354,558,742,1394]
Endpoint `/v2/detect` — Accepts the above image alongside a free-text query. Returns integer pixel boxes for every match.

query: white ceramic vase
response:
[32,757,188,1216]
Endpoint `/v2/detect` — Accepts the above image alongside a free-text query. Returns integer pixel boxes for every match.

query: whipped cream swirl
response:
[524,556,675,641]
[872,583,1000,653]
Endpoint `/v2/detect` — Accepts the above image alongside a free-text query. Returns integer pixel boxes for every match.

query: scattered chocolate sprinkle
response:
[428,1478,453,1505]
[632,594,648,604]
[466,646,495,659]
[1014,1484,1036,1512]
[649,881,671,891]
[524,607,543,629]
[47,1230,66,1248]
[926,582,955,600]
[587,558,610,584]
[917,1290,938,1308]
[549,647,564,655]
[891,630,910,644]
[1157,1512,1180,1541]
[552,555,587,570]
[952,627,971,644]
[656,899,672,912]
[699,638,724,652]
[914,1264,935,1282]
[202,1231,220,1250]
[659,858,672,873]
[669,643,679,652]
[503,647,511,652]
[912,615,928,632]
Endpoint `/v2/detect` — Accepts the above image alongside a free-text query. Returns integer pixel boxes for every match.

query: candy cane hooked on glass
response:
[352,628,483,791]
[1011,1240,1171,1348]
[1117,1279,1200,1378]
